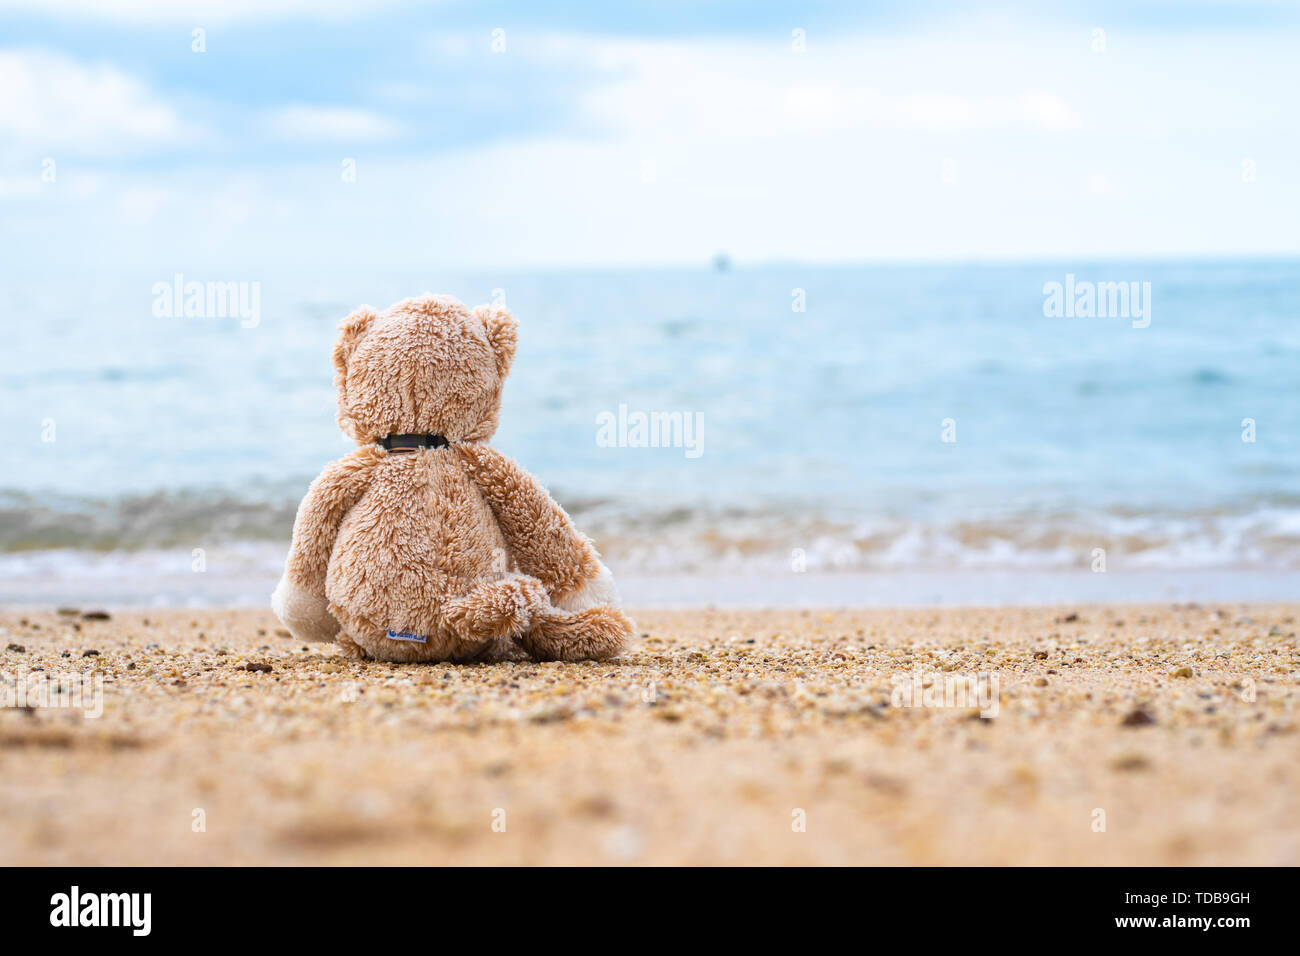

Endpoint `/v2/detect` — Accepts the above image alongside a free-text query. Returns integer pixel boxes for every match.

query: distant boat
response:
[712,252,731,272]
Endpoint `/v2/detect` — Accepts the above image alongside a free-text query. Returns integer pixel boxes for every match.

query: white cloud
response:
[0,50,195,156]
[567,37,1083,138]
[0,0,408,25]
[264,105,403,142]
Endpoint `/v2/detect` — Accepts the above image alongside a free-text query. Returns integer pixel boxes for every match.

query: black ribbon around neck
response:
[380,433,450,453]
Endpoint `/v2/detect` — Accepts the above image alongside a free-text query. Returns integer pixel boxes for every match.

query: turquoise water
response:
[2,260,1298,594]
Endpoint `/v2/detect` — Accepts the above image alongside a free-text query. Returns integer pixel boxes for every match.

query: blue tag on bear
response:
[386,629,428,644]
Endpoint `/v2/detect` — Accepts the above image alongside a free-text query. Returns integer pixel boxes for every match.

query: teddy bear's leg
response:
[516,605,633,662]
[441,572,553,650]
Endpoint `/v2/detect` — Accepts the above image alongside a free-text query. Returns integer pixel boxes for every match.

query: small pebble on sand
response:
[1122,707,1157,727]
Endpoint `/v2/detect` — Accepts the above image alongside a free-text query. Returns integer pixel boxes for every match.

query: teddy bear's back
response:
[323,449,510,655]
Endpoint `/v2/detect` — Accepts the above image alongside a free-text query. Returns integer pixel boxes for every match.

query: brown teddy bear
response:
[271,294,633,662]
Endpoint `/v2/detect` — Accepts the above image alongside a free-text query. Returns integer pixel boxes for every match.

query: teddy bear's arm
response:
[454,443,620,611]
[271,446,384,643]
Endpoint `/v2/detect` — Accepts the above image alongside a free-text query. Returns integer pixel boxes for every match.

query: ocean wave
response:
[0,490,298,551]
[1,490,1297,573]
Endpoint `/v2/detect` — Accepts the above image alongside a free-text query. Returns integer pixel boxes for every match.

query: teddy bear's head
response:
[331,294,517,444]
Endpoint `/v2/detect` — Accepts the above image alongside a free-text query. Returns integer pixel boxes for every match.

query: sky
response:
[1,0,1298,273]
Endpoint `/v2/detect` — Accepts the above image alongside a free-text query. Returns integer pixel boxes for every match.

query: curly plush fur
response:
[271,294,633,662]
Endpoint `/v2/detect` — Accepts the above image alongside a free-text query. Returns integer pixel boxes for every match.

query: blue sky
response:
[1,0,1298,272]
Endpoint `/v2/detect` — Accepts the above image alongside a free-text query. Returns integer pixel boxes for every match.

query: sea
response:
[2,260,1297,607]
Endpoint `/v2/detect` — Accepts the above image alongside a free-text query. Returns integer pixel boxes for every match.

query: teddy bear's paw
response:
[555,562,620,613]
[442,573,552,644]
[517,606,634,662]
[271,575,340,644]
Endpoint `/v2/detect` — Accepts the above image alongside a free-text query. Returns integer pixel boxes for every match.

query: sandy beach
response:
[1,603,1297,866]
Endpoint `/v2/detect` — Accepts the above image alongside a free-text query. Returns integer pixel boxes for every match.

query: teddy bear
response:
[271,294,633,663]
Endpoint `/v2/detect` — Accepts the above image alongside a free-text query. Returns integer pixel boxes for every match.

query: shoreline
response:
[1,568,1297,609]
[2,602,1297,865]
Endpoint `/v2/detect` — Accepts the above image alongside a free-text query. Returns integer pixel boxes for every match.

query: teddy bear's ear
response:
[332,305,377,377]
[473,303,518,378]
